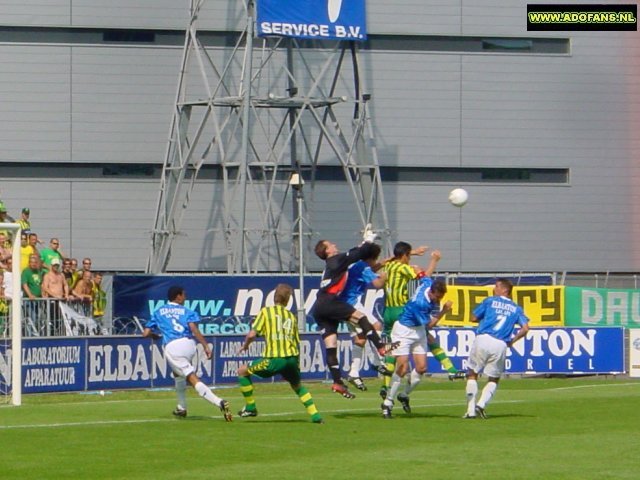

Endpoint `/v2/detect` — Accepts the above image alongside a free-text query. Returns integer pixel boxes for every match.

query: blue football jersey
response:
[338,260,378,306]
[473,295,529,343]
[398,277,441,328]
[146,302,201,346]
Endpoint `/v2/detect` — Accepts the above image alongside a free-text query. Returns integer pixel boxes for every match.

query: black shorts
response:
[311,294,356,337]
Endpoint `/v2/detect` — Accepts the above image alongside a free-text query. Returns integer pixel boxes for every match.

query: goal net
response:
[0,223,22,406]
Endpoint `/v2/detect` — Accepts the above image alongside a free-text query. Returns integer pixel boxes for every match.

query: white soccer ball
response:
[449,188,469,207]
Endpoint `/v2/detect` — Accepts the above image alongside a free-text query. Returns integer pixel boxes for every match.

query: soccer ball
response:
[448,188,468,207]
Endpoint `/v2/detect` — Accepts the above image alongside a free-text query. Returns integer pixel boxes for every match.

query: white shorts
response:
[164,337,197,377]
[467,334,508,378]
[347,301,381,337]
[390,321,427,356]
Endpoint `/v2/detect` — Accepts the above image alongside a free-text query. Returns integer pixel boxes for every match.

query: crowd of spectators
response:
[0,201,106,335]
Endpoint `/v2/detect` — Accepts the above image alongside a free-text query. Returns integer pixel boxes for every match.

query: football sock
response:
[175,376,187,410]
[194,381,223,407]
[466,379,478,416]
[326,347,343,384]
[386,372,403,403]
[404,368,422,395]
[349,344,364,378]
[369,344,381,367]
[428,340,458,373]
[478,381,498,408]
[294,385,322,422]
[238,375,256,410]
[383,356,396,388]
[358,318,385,353]
[356,316,373,334]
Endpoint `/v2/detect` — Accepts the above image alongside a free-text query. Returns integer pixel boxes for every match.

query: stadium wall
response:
[0,328,626,394]
[0,1,638,272]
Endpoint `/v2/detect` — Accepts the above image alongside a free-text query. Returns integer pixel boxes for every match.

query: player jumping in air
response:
[337,242,391,391]
[380,242,465,399]
[311,226,398,399]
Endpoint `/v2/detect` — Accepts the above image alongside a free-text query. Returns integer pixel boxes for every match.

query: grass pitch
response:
[1,376,639,479]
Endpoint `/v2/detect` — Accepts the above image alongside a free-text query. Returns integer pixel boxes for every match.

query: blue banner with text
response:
[0,328,625,395]
[256,0,367,41]
[113,274,332,334]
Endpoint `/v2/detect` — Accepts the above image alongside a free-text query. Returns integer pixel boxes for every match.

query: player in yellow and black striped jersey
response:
[236,284,323,423]
[380,242,465,399]
[252,300,299,357]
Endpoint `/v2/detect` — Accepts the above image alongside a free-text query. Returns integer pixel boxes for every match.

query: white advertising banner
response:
[629,329,640,378]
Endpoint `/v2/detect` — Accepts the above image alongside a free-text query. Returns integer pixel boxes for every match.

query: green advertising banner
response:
[565,286,640,327]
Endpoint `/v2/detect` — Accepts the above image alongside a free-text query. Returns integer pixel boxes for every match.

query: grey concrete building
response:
[0,1,638,273]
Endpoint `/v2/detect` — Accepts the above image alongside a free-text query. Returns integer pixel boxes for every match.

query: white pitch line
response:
[0,418,173,430]
[548,382,639,392]
[0,399,523,430]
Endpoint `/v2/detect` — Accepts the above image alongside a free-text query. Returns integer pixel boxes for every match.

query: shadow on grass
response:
[232,418,314,425]
[173,415,312,424]
[331,411,534,420]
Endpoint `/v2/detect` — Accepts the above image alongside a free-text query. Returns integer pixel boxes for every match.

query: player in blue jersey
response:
[143,285,232,421]
[463,278,530,419]
[381,262,453,419]
[337,243,390,391]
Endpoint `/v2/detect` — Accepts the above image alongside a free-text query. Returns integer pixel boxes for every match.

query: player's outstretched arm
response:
[422,250,442,277]
[410,245,429,256]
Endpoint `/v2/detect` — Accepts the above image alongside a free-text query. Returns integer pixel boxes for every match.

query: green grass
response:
[1,377,639,479]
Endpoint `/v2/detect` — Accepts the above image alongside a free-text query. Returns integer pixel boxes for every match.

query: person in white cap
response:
[42,257,70,300]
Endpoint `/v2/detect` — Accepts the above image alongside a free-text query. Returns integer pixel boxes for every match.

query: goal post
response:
[0,223,22,406]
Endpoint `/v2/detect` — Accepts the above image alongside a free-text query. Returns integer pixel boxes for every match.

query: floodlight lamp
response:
[289,173,305,190]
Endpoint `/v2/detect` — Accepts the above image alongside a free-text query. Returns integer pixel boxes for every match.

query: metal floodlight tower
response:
[147,0,390,274]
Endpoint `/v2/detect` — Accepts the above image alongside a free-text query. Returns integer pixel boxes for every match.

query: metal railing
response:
[1,299,101,338]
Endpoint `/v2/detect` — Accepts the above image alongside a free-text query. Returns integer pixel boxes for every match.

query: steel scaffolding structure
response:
[147,0,390,274]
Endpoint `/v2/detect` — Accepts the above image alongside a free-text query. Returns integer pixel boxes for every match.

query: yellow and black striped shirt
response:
[252,305,299,357]
[382,260,417,307]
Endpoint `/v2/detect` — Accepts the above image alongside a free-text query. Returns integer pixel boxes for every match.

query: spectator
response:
[92,272,106,321]
[3,257,14,297]
[0,271,7,333]
[19,233,34,271]
[0,233,11,269]
[21,254,44,299]
[42,258,70,300]
[42,258,69,335]
[68,258,78,285]
[0,202,10,237]
[72,257,92,287]
[40,238,65,268]
[28,233,40,255]
[62,258,75,289]
[17,207,31,233]
[72,269,94,304]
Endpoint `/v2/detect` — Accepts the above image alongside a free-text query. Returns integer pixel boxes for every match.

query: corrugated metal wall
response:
[0,1,638,272]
